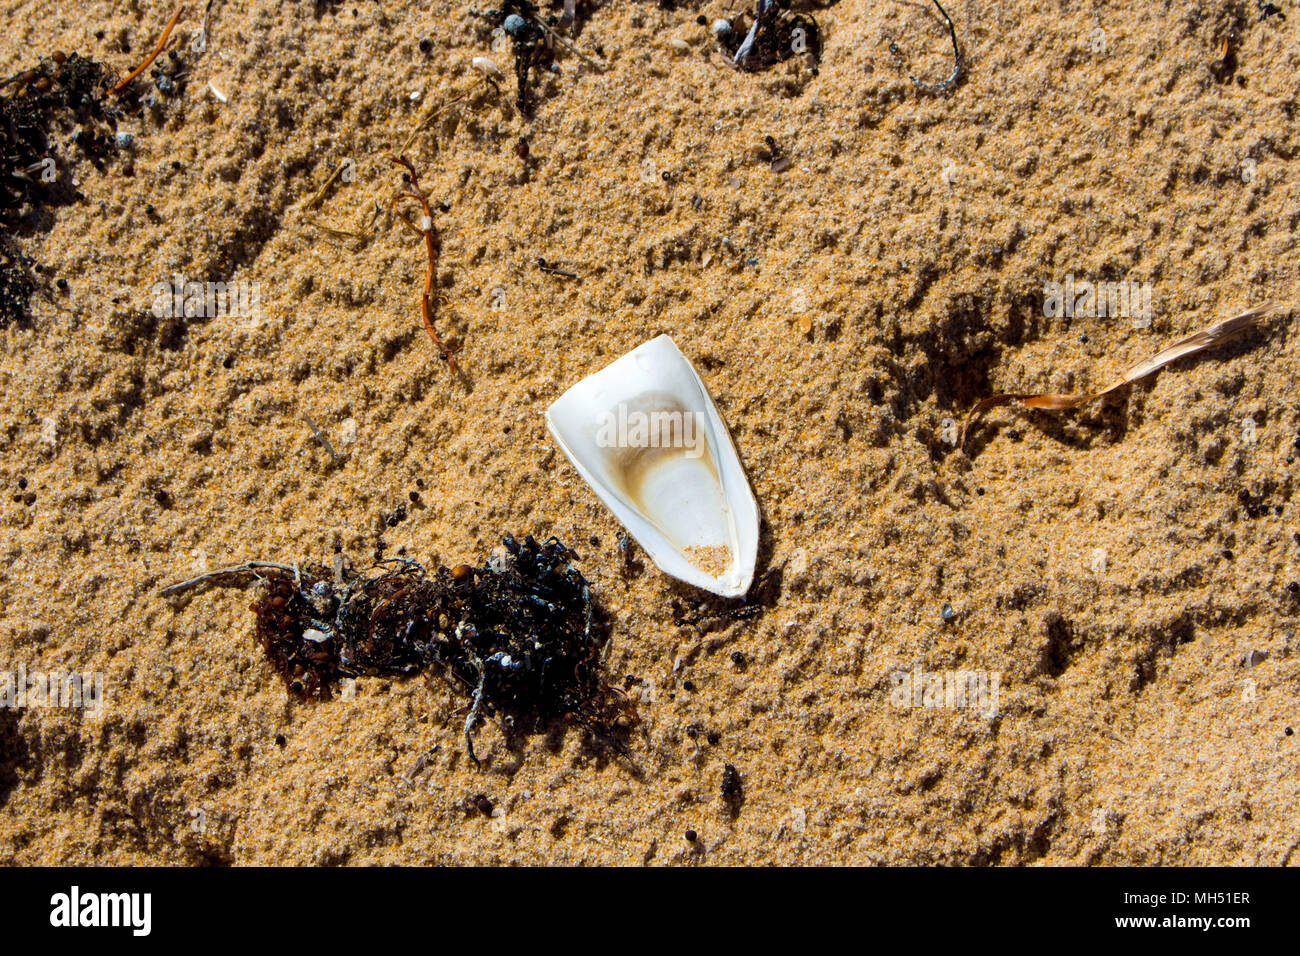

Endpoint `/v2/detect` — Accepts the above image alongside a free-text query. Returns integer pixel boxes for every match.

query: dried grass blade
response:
[961,303,1275,446]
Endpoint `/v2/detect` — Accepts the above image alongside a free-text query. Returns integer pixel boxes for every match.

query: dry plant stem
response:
[397,80,493,155]
[301,162,346,213]
[307,83,497,242]
[389,155,459,372]
[960,303,1275,446]
[159,561,298,598]
[109,3,186,95]
[302,413,341,464]
[532,17,605,70]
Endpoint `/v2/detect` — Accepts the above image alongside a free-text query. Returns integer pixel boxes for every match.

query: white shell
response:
[546,335,760,597]
[472,56,503,78]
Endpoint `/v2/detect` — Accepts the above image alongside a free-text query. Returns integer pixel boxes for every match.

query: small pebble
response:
[115,131,135,150]
[941,602,956,622]
[712,19,732,36]
[503,14,528,37]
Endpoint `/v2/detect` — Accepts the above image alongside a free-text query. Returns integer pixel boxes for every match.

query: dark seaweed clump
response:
[719,0,824,72]
[473,2,558,115]
[1,53,115,225]
[0,240,38,328]
[251,535,634,760]
[1,53,116,324]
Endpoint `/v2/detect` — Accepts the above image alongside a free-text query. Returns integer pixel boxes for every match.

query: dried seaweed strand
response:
[389,155,459,373]
[891,0,962,93]
[960,303,1275,446]
[307,82,496,242]
[109,3,186,96]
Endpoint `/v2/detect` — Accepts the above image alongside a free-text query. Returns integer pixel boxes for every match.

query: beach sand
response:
[0,0,1297,864]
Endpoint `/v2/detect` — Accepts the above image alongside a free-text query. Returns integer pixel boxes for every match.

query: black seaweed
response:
[0,53,117,324]
[244,535,634,762]
[717,0,824,73]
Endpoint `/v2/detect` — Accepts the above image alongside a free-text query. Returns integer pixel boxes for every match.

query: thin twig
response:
[159,561,297,598]
[301,162,347,213]
[302,413,341,464]
[463,637,487,765]
[109,3,186,96]
[531,16,605,70]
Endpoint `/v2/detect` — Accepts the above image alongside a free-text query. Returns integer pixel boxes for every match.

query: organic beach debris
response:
[1,53,115,224]
[713,0,823,71]
[0,52,118,324]
[1,4,188,324]
[389,155,460,372]
[473,1,603,114]
[960,303,1275,446]
[161,535,635,764]
[888,0,962,93]
[106,2,185,97]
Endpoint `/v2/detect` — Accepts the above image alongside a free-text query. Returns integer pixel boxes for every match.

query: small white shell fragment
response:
[545,335,760,597]
[670,38,690,52]
[207,80,227,103]
[472,56,503,78]
[338,418,359,445]
[302,628,329,644]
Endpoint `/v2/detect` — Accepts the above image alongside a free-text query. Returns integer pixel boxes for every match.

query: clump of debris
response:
[473,1,558,114]
[164,535,636,763]
[714,0,824,72]
[1,53,117,224]
[1,52,119,324]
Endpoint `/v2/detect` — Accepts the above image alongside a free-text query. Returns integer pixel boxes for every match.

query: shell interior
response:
[545,335,760,597]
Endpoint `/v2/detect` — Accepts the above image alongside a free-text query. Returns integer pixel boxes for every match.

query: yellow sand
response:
[0,0,1297,864]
